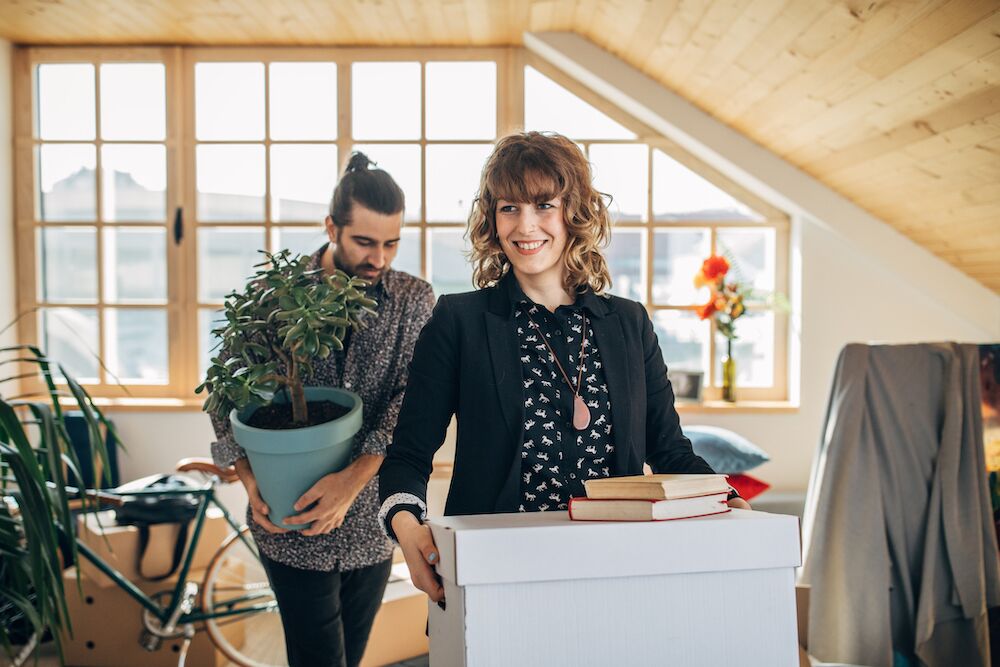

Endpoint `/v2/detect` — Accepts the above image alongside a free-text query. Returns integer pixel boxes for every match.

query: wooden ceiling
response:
[2,0,998,293]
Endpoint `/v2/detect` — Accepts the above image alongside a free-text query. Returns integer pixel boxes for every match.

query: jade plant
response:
[196,250,377,426]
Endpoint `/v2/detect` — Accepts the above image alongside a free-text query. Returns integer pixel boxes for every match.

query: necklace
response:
[524,307,590,431]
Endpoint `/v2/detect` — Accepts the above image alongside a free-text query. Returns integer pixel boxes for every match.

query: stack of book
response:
[568,474,731,522]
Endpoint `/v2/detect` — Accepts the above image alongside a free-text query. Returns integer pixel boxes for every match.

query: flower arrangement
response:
[694,254,748,342]
[693,254,772,402]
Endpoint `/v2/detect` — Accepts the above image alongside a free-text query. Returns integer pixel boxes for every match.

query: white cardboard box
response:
[428,509,801,667]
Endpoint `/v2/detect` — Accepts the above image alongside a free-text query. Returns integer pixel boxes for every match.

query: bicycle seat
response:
[175,458,239,483]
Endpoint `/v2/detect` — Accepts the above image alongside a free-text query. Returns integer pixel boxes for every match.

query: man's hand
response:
[233,458,287,534]
[392,511,445,604]
[283,469,360,536]
[728,496,752,510]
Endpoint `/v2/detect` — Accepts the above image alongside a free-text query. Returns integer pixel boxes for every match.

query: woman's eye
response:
[536,202,553,210]
[499,205,517,213]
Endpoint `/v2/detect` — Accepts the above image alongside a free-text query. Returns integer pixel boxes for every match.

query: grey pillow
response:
[684,425,769,473]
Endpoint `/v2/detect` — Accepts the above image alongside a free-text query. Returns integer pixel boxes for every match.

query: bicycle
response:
[6,457,288,667]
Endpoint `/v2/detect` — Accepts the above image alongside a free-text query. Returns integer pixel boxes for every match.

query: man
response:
[211,152,435,667]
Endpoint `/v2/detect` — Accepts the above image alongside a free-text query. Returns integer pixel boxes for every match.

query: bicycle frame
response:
[72,481,276,627]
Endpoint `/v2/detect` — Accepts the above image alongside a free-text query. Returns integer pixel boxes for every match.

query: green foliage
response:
[195,250,377,424]
[0,344,114,662]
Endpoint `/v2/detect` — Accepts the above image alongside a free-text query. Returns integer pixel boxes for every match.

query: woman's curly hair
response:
[467,132,612,295]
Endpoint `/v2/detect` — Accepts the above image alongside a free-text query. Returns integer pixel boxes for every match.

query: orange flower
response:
[701,255,730,281]
[696,298,718,320]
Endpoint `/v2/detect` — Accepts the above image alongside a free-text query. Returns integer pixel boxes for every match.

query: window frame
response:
[14,45,790,405]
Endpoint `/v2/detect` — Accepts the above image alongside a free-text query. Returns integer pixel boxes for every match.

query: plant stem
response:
[287,355,308,425]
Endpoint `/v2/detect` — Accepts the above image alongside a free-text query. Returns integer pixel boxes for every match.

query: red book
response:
[568,492,730,522]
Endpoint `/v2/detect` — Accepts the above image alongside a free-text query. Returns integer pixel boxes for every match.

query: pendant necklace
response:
[524,308,590,431]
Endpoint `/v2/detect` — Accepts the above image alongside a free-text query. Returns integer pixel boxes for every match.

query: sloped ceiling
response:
[2,0,998,292]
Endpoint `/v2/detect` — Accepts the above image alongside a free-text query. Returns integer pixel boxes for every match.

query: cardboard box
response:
[77,507,233,588]
[428,509,802,667]
[359,564,429,667]
[60,565,244,667]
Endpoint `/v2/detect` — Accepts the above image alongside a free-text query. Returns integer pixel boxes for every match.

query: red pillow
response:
[727,473,770,501]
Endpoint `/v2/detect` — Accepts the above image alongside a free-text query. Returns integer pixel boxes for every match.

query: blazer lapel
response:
[484,311,526,511]
[590,312,633,474]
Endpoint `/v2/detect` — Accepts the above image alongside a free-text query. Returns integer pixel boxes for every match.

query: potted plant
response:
[1,341,114,664]
[196,250,377,530]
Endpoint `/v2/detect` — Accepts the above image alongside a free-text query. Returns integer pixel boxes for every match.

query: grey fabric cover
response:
[800,343,1000,667]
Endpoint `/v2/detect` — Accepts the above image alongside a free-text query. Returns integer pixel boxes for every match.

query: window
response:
[15,47,789,404]
[523,60,790,402]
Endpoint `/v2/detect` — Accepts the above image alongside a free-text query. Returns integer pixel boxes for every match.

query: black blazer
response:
[379,275,715,517]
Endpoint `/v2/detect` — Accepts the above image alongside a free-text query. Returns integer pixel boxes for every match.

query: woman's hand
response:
[728,496,751,510]
[392,511,445,604]
[233,458,287,534]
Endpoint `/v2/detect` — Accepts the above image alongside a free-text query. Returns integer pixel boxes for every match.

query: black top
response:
[510,285,615,512]
[378,270,717,531]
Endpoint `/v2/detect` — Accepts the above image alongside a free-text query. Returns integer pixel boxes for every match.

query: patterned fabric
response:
[210,244,435,572]
[514,298,615,512]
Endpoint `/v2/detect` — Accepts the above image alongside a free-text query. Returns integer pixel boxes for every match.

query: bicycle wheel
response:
[201,527,287,667]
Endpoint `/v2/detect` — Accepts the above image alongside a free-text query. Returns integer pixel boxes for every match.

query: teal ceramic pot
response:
[231,386,362,531]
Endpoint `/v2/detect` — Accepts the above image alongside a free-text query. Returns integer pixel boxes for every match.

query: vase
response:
[231,386,362,530]
[721,337,737,403]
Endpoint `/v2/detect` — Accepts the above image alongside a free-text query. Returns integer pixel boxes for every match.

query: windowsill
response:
[54,396,206,412]
[45,396,799,414]
[676,400,799,414]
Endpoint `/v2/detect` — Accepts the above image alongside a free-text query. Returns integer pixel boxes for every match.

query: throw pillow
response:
[685,425,770,473]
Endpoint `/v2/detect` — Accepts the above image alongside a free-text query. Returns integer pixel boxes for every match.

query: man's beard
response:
[332,248,384,284]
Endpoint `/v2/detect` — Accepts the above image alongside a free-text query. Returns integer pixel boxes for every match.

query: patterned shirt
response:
[211,244,435,572]
[514,298,615,512]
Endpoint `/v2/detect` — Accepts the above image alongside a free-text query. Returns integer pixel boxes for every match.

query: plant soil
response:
[246,400,351,430]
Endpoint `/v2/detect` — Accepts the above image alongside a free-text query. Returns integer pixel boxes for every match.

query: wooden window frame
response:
[14,46,791,406]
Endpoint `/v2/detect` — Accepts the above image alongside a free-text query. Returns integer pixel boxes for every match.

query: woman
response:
[377,132,747,602]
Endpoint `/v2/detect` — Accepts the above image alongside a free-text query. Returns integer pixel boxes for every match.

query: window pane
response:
[524,66,634,140]
[605,228,644,301]
[105,308,168,384]
[717,228,776,296]
[352,62,420,140]
[269,62,337,140]
[653,310,709,376]
[101,144,167,222]
[426,144,492,222]
[652,229,710,305]
[394,227,421,277]
[715,311,774,387]
[196,145,265,222]
[425,61,496,140]
[37,64,95,140]
[99,63,165,140]
[199,308,224,380]
[195,62,264,140]
[38,144,96,221]
[653,150,763,221]
[197,227,265,302]
[590,144,648,222]
[270,144,338,222]
[271,226,328,259]
[352,144,422,222]
[39,308,99,382]
[428,228,472,295]
[102,227,166,303]
[38,227,97,302]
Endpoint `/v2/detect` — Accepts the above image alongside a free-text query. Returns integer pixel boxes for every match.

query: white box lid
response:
[428,509,800,586]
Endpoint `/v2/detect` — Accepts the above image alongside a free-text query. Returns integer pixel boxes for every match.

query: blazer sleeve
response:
[639,307,716,475]
[378,294,460,510]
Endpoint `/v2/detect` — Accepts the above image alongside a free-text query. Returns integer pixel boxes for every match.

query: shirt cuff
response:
[378,493,427,544]
[211,438,246,469]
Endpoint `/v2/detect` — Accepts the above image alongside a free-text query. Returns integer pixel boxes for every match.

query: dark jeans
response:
[260,554,392,667]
